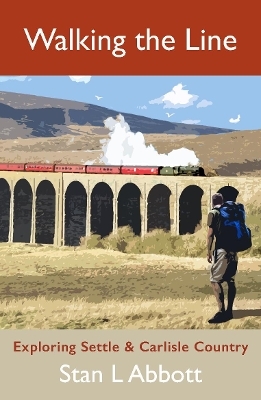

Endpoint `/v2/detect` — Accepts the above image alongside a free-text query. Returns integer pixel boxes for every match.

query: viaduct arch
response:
[64,181,87,246]
[217,186,239,202]
[91,182,113,238]
[0,178,10,242]
[35,180,56,245]
[118,183,141,235]
[147,184,171,232]
[13,179,33,243]
[0,173,244,246]
[179,185,204,235]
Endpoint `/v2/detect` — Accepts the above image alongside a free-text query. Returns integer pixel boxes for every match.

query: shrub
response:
[79,234,104,249]
[77,204,261,258]
[80,227,205,257]
[102,226,135,252]
[126,229,178,256]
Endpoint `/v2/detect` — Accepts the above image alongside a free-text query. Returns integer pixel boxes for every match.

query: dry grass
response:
[0,128,105,164]
[1,126,261,176]
[2,296,261,330]
[1,242,261,329]
[1,203,261,330]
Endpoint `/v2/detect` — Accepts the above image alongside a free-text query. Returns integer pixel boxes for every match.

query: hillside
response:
[0,122,260,176]
[0,91,235,139]
[146,130,261,176]
[0,91,260,177]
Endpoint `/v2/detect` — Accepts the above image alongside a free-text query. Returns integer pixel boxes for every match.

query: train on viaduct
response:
[0,163,257,247]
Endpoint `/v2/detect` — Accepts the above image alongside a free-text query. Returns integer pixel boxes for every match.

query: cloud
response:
[0,76,92,84]
[229,114,241,124]
[182,120,201,124]
[149,83,199,109]
[0,76,27,82]
[196,99,213,108]
[137,105,147,110]
[69,76,92,84]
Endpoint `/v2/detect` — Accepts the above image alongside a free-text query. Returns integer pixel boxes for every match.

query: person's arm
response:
[207,212,215,262]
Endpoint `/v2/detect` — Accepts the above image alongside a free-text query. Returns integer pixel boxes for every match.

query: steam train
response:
[0,163,206,176]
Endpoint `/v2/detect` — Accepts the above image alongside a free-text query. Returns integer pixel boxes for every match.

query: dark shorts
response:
[210,248,238,283]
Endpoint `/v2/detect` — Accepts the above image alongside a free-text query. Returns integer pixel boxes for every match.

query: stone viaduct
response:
[0,171,258,246]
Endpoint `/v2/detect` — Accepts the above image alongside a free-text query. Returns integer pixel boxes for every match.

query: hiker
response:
[206,193,252,324]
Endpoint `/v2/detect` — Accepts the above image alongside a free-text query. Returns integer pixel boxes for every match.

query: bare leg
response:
[211,282,225,312]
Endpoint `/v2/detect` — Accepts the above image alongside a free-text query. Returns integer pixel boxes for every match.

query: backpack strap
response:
[211,207,220,216]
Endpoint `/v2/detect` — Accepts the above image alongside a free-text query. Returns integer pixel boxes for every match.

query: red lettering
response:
[13,341,21,352]
[80,341,119,352]
[194,341,204,352]
[140,341,149,351]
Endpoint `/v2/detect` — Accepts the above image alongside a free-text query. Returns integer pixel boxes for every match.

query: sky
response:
[0,75,260,130]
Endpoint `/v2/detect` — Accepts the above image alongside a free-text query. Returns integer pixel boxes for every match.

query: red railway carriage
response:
[54,164,86,173]
[0,163,25,171]
[120,166,159,175]
[25,163,55,172]
[87,165,121,174]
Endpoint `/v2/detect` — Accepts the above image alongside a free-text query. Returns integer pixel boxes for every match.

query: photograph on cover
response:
[0,75,260,329]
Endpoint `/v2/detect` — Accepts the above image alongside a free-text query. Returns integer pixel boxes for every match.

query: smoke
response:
[100,114,199,166]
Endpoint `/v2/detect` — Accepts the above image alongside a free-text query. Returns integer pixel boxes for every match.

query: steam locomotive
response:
[0,163,206,176]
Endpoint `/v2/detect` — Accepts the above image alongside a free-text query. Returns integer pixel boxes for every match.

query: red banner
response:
[0,0,260,75]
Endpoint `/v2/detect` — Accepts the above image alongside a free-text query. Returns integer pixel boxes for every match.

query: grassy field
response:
[1,241,261,330]
[0,198,261,330]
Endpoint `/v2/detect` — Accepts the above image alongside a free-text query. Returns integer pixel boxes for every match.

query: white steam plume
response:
[100,114,199,166]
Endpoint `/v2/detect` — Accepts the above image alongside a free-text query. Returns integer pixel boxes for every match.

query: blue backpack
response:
[215,201,252,252]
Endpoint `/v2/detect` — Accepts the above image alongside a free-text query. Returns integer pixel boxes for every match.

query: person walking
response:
[206,193,239,324]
